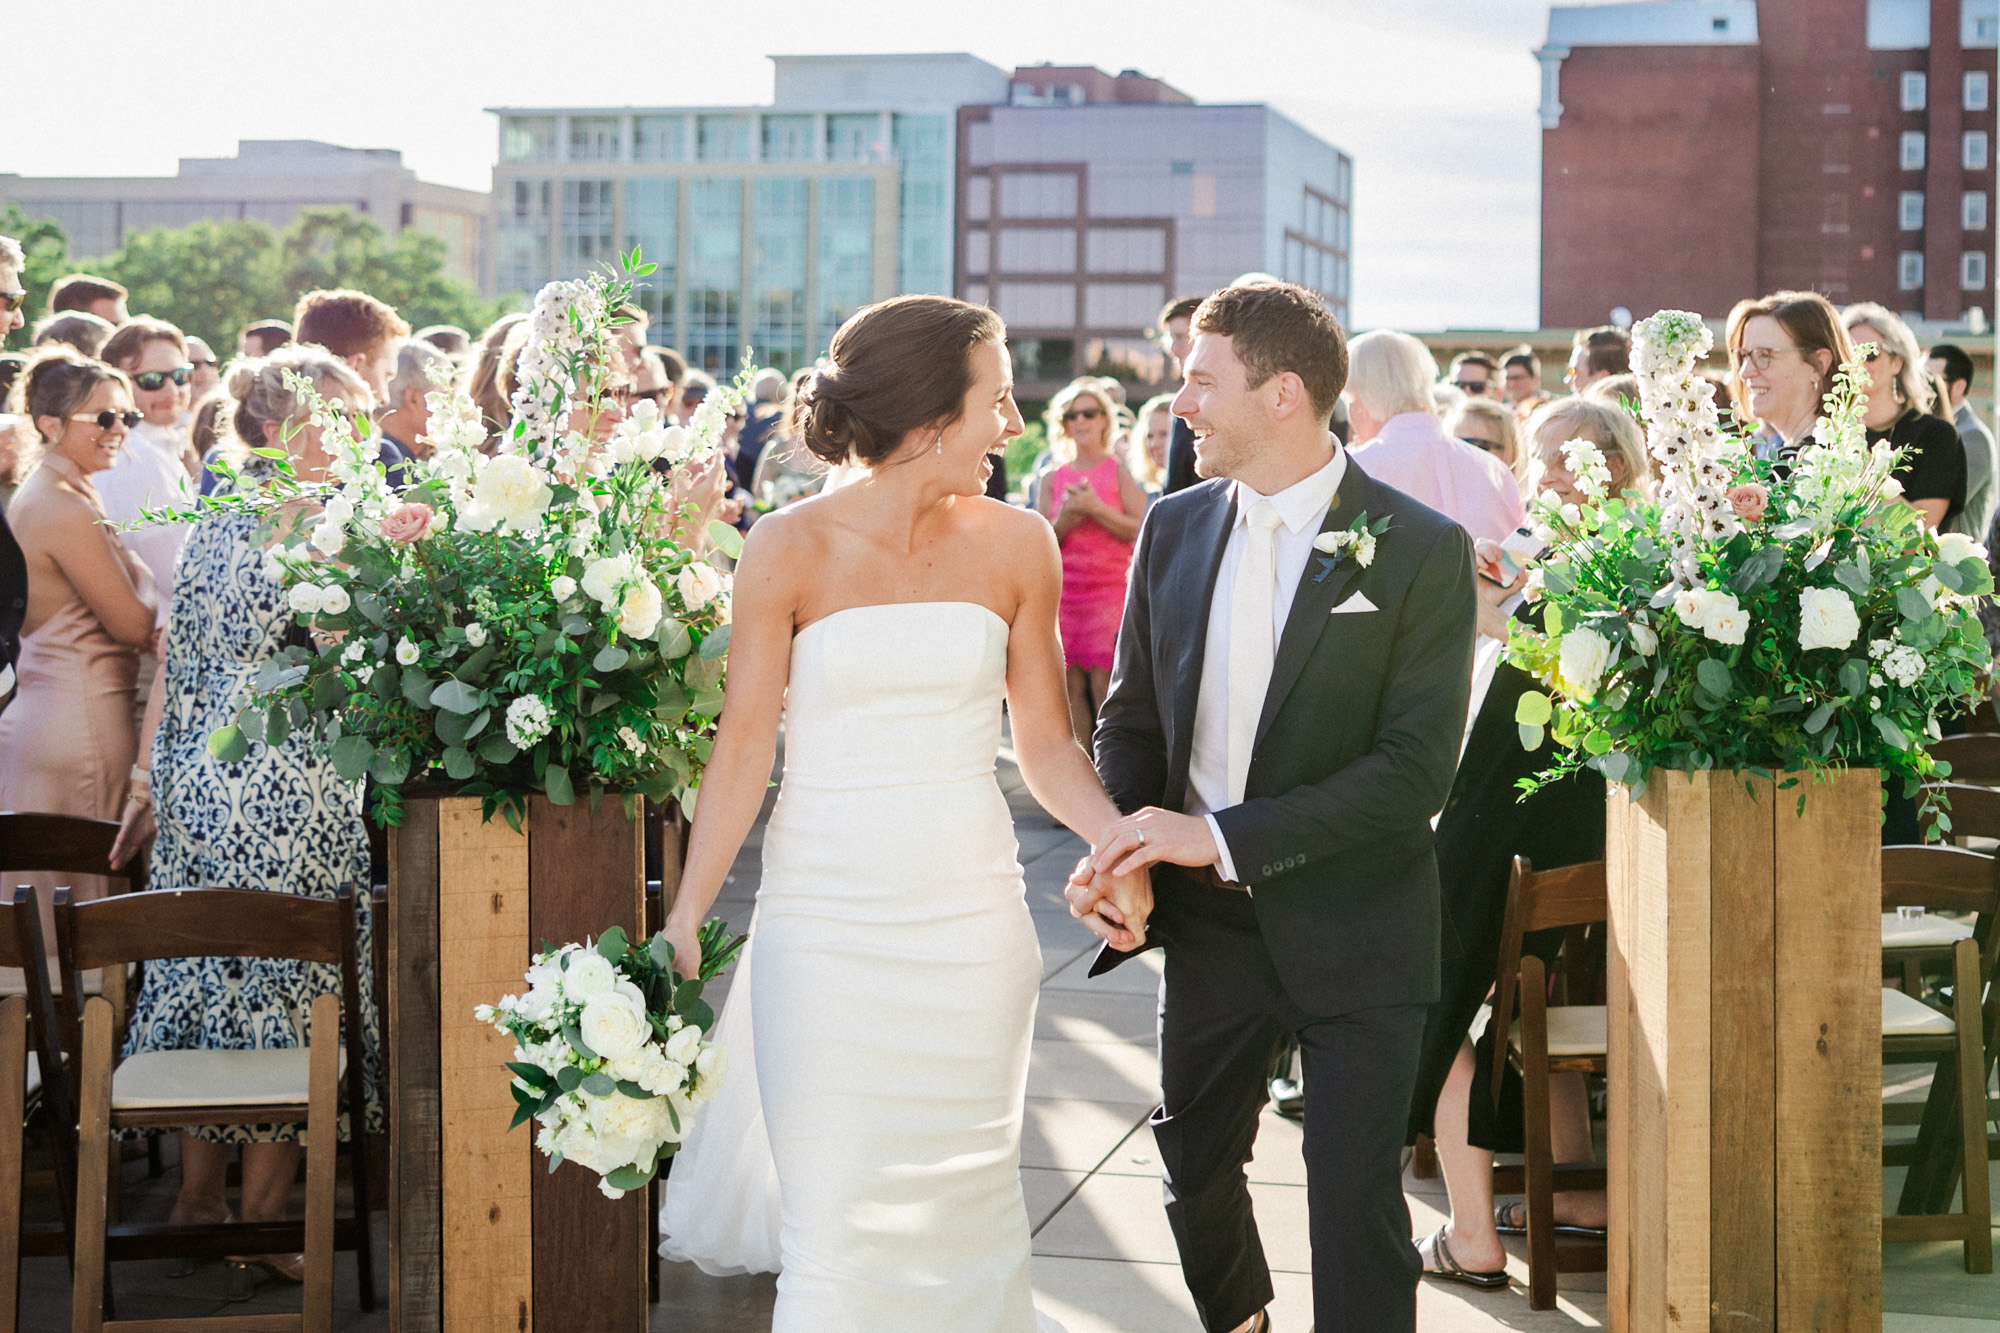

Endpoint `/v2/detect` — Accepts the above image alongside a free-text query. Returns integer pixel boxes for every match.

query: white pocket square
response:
[1329,591,1379,615]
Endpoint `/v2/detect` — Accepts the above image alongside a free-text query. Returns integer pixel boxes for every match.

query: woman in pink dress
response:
[1034,379,1145,748]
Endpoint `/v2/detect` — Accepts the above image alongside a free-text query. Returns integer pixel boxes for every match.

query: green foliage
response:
[1004,421,1048,503]
[0,206,70,351]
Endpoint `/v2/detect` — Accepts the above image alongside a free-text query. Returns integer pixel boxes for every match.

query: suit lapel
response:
[1165,484,1236,799]
[1254,463,1370,748]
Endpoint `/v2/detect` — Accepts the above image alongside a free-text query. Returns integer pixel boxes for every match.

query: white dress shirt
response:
[92,421,194,626]
[1185,448,1348,883]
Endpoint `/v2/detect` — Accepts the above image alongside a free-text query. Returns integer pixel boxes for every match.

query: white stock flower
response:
[505,695,553,748]
[459,453,554,534]
[464,621,488,648]
[676,562,724,611]
[395,637,420,666]
[1883,645,1926,688]
[564,950,617,999]
[341,640,366,663]
[617,580,664,640]
[1796,587,1861,652]
[578,990,650,1062]
[691,1044,727,1103]
[1353,532,1378,567]
[551,575,578,602]
[1560,437,1613,501]
[1556,626,1614,699]
[515,984,558,1024]
[1936,531,1987,566]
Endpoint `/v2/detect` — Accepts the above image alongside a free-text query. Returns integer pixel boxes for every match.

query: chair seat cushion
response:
[1509,1005,1608,1057]
[111,1046,344,1110]
[1881,912,1976,947]
[1882,986,1955,1037]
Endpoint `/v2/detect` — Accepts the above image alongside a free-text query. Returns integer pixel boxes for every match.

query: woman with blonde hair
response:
[1520,396,1650,502]
[1033,377,1144,748]
[1124,393,1173,492]
[113,344,383,1286]
[0,348,157,946]
[1446,398,1524,478]
[1842,301,1965,530]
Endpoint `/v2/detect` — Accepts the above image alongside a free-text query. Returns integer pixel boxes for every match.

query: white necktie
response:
[1226,500,1284,806]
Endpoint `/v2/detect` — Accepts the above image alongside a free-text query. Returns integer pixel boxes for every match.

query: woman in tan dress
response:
[0,349,158,942]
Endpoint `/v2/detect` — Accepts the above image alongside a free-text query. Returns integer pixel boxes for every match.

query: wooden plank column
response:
[1606,769,1881,1332]
[389,793,649,1333]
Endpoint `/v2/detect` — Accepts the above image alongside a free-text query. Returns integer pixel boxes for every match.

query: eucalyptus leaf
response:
[435,709,472,746]
[401,666,434,709]
[580,1072,616,1098]
[371,662,400,701]
[1695,658,1733,697]
[459,643,499,683]
[1514,690,1553,727]
[597,925,629,960]
[706,520,745,559]
[588,690,621,716]
[545,763,576,805]
[370,748,412,785]
[593,644,630,672]
[603,1165,653,1192]
[555,1065,583,1093]
[656,619,692,659]
[331,734,375,780]
[1803,703,1836,733]
[698,624,732,660]
[442,746,476,780]
[1873,713,1910,750]
[265,708,291,747]
[430,679,483,714]
[1839,659,1868,698]
[1932,560,1966,593]
[1897,585,1935,621]
[561,614,591,637]
[1517,721,1544,751]
[465,708,491,741]
[691,687,724,717]
[207,725,250,763]
[478,733,519,763]
[311,671,345,711]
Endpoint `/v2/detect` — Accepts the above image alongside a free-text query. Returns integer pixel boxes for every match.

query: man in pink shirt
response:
[1345,330,1524,544]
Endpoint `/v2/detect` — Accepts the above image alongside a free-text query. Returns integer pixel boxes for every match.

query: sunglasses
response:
[618,387,669,406]
[1460,435,1501,452]
[188,357,218,371]
[132,366,192,391]
[0,290,25,314]
[72,409,143,431]
[1063,407,1104,422]
[1452,380,1490,395]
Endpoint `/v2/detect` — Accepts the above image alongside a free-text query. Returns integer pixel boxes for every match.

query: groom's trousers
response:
[1149,877,1426,1333]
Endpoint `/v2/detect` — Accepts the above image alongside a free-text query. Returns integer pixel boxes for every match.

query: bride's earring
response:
[935,433,944,455]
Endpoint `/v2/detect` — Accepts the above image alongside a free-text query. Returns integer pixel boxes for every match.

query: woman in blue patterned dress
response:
[113,347,382,1285]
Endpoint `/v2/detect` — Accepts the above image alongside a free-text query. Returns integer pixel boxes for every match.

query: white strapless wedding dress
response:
[660,601,1062,1332]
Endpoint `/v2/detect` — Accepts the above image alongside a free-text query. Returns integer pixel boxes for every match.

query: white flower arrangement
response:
[477,922,745,1199]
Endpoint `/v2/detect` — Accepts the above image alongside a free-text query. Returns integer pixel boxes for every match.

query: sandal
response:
[166,1203,235,1278]
[1495,1200,1608,1239]
[1417,1224,1509,1289]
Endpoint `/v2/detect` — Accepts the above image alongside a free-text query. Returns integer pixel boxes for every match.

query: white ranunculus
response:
[318,584,351,616]
[551,575,578,602]
[1936,531,1988,566]
[1628,621,1658,656]
[287,582,328,615]
[676,562,724,611]
[1796,586,1861,652]
[563,950,617,999]
[578,990,651,1062]
[464,621,487,648]
[663,1023,702,1067]
[1556,626,1613,699]
[396,637,420,666]
[617,580,664,640]
[581,553,636,612]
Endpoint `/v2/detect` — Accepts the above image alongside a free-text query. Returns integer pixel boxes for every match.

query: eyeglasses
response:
[131,366,192,391]
[1729,346,1799,372]
[1460,435,1501,452]
[617,387,669,407]
[1063,407,1105,422]
[1452,380,1490,395]
[0,291,25,314]
[71,410,143,431]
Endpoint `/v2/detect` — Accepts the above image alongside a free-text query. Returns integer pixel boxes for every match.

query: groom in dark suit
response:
[1067,282,1476,1333]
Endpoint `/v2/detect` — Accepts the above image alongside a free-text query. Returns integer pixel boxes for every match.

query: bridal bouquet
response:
[172,251,741,826]
[1509,309,1992,828]
[476,920,747,1197]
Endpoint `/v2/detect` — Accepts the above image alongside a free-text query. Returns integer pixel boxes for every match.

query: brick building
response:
[1540,0,1997,328]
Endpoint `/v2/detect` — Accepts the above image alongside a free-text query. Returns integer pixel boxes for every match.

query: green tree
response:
[273,207,507,337]
[96,218,286,353]
[0,205,71,351]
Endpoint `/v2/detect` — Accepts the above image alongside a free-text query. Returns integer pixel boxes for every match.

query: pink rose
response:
[378,502,435,544]
[1726,483,1768,522]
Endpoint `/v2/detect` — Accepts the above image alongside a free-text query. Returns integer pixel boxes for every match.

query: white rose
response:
[581,553,636,612]
[464,621,487,648]
[1704,603,1749,646]
[309,520,346,556]
[578,990,651,1062]
[1796,587,1861,652]
[1672,587,1714,630]
[691,1044,727,1103]
[287,582,328,615]
[1628,621,1658,656]
[318,584,351,616]
[460,453,554,534]
[396,637,420,666]
[1936,531,1987,566]
[617,580,664,640]
[1311,531,1351,556]
[676,562,724,611]
[515,984,558,1023]
[551,575,578,602]
[1556,626,1613,699]
[563,950,617,999]
[663,1023,702,1066]
[592,1089,677,1167]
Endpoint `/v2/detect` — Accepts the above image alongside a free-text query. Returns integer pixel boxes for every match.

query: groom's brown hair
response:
[1192,281,1348,423]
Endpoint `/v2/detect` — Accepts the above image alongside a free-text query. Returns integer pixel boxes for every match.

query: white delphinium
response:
[508,279,603,457]
[419,356,488,454]
[1632,311,1736,583]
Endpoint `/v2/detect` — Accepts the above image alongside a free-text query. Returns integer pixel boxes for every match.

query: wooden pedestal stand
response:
[1605,768,1882,1331]
[386,792,649,1333]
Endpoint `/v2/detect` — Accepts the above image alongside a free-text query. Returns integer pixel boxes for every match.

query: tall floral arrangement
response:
[1509,310,1992,829]
[164,251,740,825]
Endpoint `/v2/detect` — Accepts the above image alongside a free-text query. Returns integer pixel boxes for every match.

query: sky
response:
[2,0,1574,331]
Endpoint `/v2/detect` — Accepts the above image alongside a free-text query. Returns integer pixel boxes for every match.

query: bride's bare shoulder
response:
[961,494,1051,547]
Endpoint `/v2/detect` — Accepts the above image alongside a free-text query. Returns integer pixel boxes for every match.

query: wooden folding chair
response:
[55,887,368,1332]
[1878,846,1996,1274]
[1,884,75,1333]
[1489,856,1609,1311]
[1928,733,2000,787]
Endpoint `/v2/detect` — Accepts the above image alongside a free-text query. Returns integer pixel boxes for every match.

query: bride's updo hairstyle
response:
[797,295,1004,467]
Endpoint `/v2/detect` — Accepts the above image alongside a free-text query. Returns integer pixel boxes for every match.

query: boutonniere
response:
[1311,511,1391,583]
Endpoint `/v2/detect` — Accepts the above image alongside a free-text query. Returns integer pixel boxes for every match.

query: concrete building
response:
[1539,0,1997,329]
[0,140,488,289]
[960,68,1352,391]
[490,53,1009,373]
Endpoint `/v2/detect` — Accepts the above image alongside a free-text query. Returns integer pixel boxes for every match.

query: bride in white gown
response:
[657,295,1152,1333]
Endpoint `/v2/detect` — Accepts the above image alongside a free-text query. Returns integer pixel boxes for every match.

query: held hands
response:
[1064,807,1229,950]
[1064,856,1153,951]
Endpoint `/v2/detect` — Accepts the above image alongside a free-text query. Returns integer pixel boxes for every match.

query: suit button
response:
[1260,865,1271,878]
